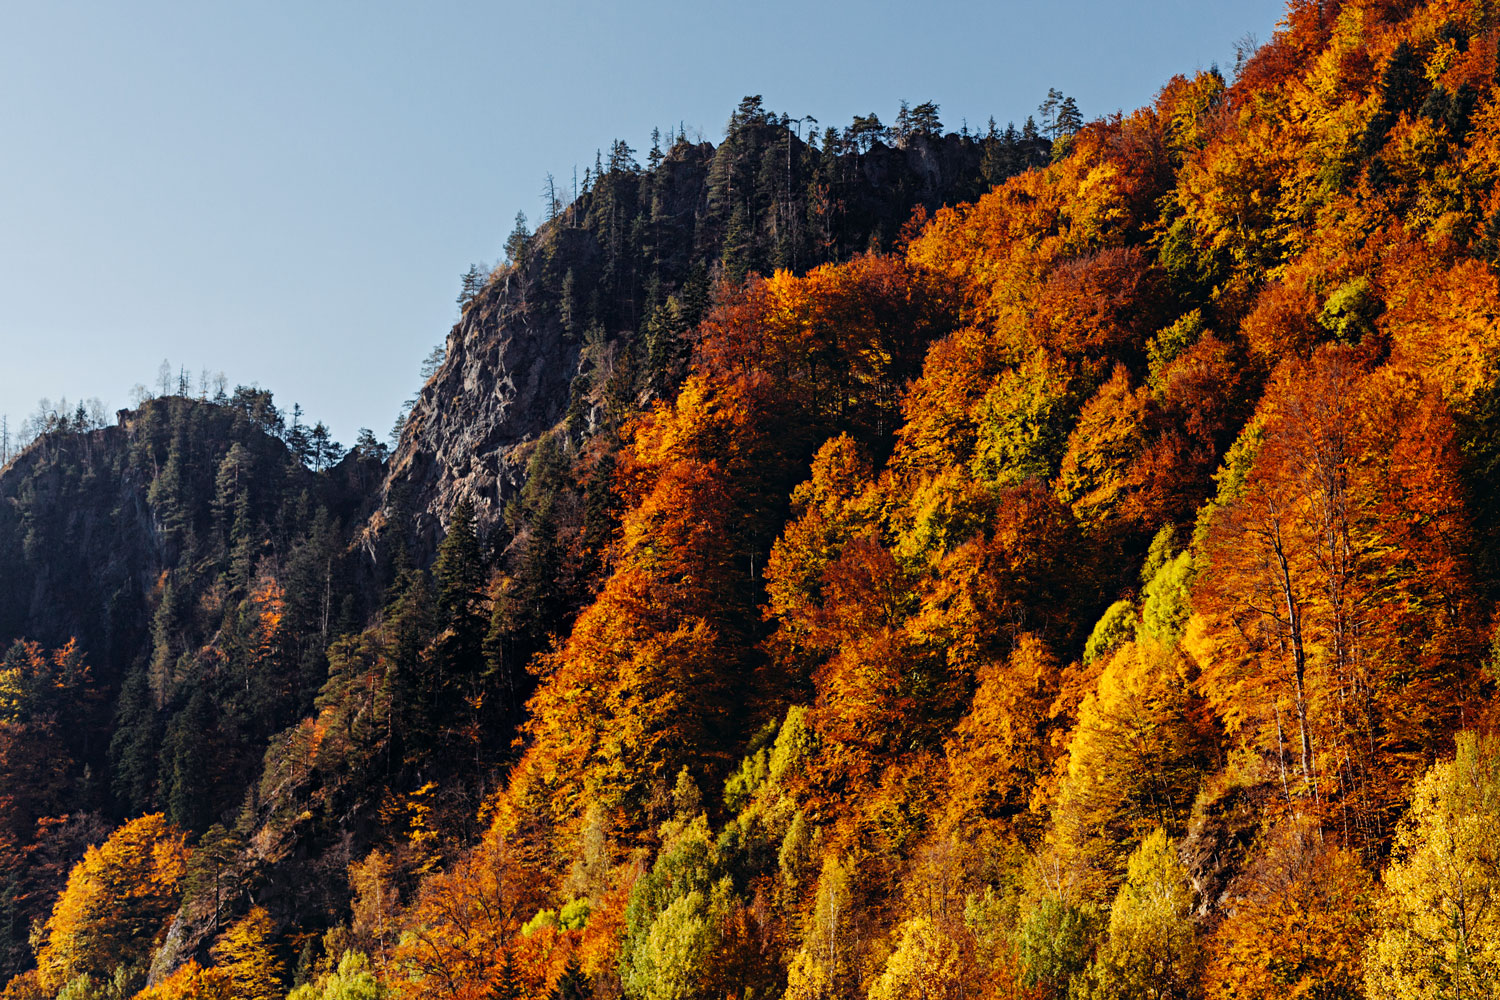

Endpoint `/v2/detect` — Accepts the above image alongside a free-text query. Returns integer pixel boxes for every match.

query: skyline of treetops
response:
[0,91,1083,469]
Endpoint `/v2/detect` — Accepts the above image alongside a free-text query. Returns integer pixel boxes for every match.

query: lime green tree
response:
[1077,829,1197,999]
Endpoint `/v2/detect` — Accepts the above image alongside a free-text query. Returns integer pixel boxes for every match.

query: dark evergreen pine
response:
[486,950,524,1000]
[435,498,488,696]
[111,673,161,816]
[504,211,532,267]
[164,686,216,832]
[1382,40,1426,115]
[385,567,438,768]
[458,264,486,309]
[1364,40,1427,157]
[647,127,664,171]
[184,822,246,932]
[147,426,192,552]
[894,100,942,144]
[286,403,311,467]
[548,958,590,1000]
[644,296,690,398]
[282,505,343,703]
[1056,96,1083,136]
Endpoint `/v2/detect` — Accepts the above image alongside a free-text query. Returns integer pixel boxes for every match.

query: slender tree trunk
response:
[1271,518,1315,792]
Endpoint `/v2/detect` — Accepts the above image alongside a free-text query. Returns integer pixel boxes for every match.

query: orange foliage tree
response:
[1202,819,1373,1000]
[1193,348,1482,849]
[34,813,188,994]
[388,826,560,999]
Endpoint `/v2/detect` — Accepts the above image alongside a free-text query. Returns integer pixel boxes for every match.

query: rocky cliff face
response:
[381,276,578,557]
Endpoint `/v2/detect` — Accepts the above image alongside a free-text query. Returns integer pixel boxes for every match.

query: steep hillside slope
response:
[379,115,1031,558]
[0,99,1045,997]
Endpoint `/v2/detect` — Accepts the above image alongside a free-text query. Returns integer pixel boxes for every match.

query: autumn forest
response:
[5,1,1500,998]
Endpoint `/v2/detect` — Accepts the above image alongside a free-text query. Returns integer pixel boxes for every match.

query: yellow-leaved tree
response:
[867,915,972,1000]
[287,950,385,1000]
[130,960,231,1000]
[1366,731,1500,999]
[1049,641,1211,897]
[210,905,283,1000]
[34,813,188,996]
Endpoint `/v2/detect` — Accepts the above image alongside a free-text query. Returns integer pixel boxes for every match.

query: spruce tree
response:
[504,211,531,267]
[165,686,216,832]
[109,668,161,815]
[386,568,437,765]
[487,949,524,1000]
[1381,40,1425,115]
[436,499,486,661]
[458,264,486,309]
[549,958,590,1000]
[433,497,488,744]
[1056,96,1083,135]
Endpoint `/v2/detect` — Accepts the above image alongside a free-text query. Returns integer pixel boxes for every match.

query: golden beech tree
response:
[888,324,1015,485]
[797,532,933,819]
[1366,731,1500,1000]
[809,627,926,812]
[210,905,283,1000]
[131,960,232,1000]
[910,480,1085,655]
[1136,332,1256,521]
[388,826,553,1000]
[0,974,42,1000]
[349,849,399,968]
[1049,640,1212,897]
[1202,819,1373,1000]
[1076,829,1199,1000]
[969,349,1084,491]
[125,924,279,1000]
[795,474,1084,832]
[942,634,1059,833]
[692,254,956,444]
[764,433,877,666]
[1157,69,1228,162]
[1055,330,1254,543]
[1024,247,1167,365]
[867,915,974,1000]
[1055,365,1153,533]
[508,451,743,834]
[1174,69,1301,279]
[34,813,188,995]
[1380,244,1500,453]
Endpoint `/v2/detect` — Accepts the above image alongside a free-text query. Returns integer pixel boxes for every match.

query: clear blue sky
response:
[0,0,1286,447]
